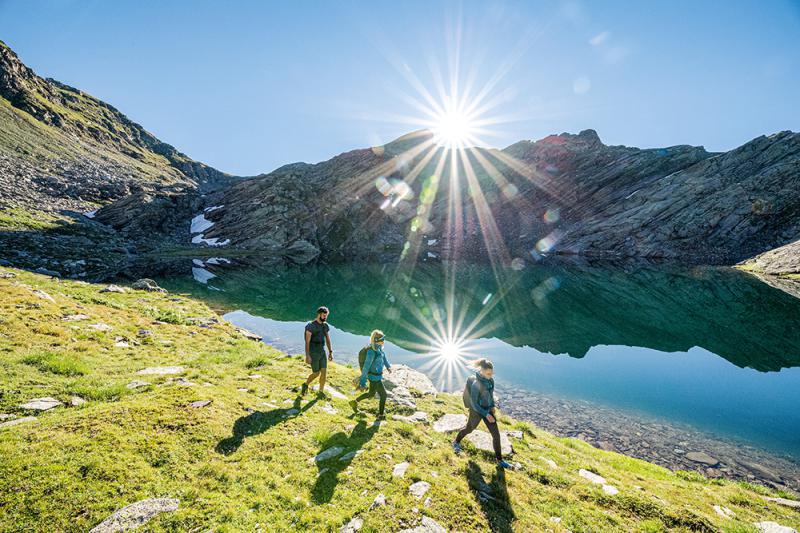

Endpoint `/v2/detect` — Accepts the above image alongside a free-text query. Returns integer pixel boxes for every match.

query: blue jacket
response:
[468,372,495,417]
[360,346,390,387]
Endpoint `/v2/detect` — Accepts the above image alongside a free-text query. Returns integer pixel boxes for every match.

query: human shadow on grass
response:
[311,420,380,504]
[216,396,318,455]
[466,460,516,533]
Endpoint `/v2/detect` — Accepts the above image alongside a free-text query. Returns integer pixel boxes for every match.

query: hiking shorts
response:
[309,351,327,372]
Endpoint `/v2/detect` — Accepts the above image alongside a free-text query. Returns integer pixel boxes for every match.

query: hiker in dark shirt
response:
[301,306,333,398]
[349,329,391,420]
[453,358,513,469]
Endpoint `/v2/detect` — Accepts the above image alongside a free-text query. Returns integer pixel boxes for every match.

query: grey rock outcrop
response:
[89,498,179,533]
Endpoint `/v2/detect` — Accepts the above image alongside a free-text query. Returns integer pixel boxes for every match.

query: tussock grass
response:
[0,268,798,532]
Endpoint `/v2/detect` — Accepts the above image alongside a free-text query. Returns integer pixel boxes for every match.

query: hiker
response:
[453,358,513,469]
[349,329,391,419]
[301,306,333,398]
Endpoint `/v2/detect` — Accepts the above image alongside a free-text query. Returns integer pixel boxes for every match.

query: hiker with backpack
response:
[301,306,334,398]
[453,358,513,469]
[349,330,391,420]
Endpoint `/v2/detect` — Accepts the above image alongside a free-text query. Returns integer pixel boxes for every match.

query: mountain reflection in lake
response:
[155,259,800,460]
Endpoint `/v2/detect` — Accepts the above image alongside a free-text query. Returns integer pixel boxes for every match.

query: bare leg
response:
[318,368,327,392]
[305,371,320,385]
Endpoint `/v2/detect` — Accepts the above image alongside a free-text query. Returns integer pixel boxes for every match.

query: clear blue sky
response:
[1,0,798,175]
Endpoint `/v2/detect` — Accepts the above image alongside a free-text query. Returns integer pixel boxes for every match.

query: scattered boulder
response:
[31,289,55,302]
[602,485,619,496]
[339,450,363,462]
[88,323,113,332]
[465,430,513,456]
[0,270,16,278]
[393,411,428,423]
[398,516,447,533]
[0,416,36,429]
[189,400,211,408]
[764,496,800,509]
[136,366,184,375]
[393,462,410,478]
[578,469,606,484]
[114,338,130,348]
[131,279,166,293]
[89,498,179,533]
[754,522,798,533]
[70,396,87,407]
[386,385,417,408]
[341,516,364,533]
[235,327,262,341]
[0,414,14,421]
[34,267,61,277]
[312,384,347,400]
[18,397,62,411]
[137,329,152,338]
[540,457,558,469]
[126,380,151,390]
[713,505,735,519]
[384,365,437,395]
[314,446,345,462]
[369,493,386,511]
[433,414,467,433]
[321,403,338,415]
[505,430,524,439]
[62,313,90,321]
[409,481,430,499]
[685,451,719,466]
[100,284,126,293]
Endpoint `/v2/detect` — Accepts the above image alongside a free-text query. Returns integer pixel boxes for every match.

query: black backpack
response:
[358,345,370,370]
[462,375,482,409]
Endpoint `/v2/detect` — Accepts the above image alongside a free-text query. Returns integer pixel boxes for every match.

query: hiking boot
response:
[316,391,328,400]
[349,400,359,413]
[497,459,513,470]
[300,383,308,396]
[452,441,463,455]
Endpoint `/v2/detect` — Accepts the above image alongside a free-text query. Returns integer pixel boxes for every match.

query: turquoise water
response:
[156,259,800,458]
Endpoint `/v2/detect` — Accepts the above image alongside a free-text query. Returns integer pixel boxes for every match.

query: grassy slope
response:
[0,269,798,532]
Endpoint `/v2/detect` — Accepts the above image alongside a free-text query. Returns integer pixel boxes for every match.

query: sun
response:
[432,108,478,149]
[434,338,467,361]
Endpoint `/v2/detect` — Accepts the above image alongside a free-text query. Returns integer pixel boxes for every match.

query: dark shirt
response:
[305,320,329,354]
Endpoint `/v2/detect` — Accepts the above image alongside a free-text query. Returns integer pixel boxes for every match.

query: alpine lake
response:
[147,256,800,489]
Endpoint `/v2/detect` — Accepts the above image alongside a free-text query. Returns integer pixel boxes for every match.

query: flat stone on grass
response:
[312,384,347,400]
[126,380,151,390]
[755,522,798,533]
[89,498,179,533]
[393,411,428,423]
[465,430,513,456]
[314,446,345,462]
[341,516,364,532]
[398,516,447,533]
[18,397,62,411]
[764,496,800,509]
[433,413,466,433]
[578,469,607,485]
[136,366,184,375]
[0,416,36,429]
[369,493,386,511]
[70,396,87,406]
[321,403,338,414]
[392,462,410,478]
[409,481,430,499]
[189,400,211,408]
[713,505,735,519]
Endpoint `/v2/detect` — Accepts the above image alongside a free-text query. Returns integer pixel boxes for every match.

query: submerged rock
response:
[89,498,179,533]
[685,451,719,466]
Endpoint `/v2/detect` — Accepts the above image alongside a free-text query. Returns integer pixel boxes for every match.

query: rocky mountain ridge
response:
[0,40,232,211]
[1,39,798,275]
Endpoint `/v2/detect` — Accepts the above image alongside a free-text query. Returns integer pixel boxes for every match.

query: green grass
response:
[0,267,798,532]
[21,351,88,376]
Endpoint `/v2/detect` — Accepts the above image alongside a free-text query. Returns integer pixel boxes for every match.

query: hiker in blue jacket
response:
[350,330,391,419]
[453,358,513,469]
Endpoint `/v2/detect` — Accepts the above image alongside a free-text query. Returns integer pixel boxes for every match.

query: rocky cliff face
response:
[0,40,232,212]
[187,127,798,265]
